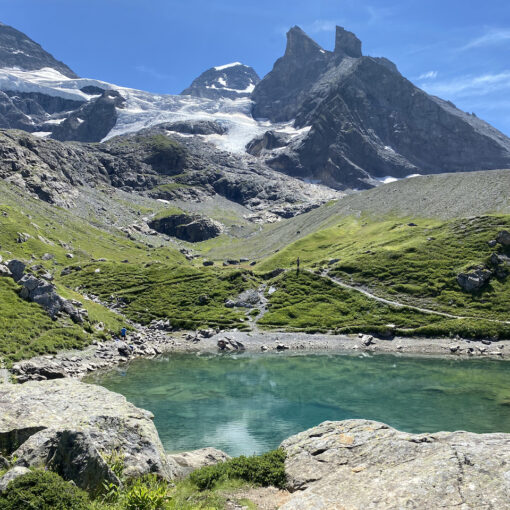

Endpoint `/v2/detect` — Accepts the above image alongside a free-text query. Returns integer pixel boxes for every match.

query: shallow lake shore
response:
[6,328,509,383]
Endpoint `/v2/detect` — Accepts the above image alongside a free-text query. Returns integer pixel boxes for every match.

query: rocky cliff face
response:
[0,22,77,78]
[182,62,260,100]
[251,26,510,189]
[281,419,510,509]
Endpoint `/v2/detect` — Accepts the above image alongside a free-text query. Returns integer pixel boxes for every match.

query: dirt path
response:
[317,270,510,325]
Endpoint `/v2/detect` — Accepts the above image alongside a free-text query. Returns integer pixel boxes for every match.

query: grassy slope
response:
[0,181,260,362]
[62,262,258,330]
[204,169,510,262]
[0,184,187,361]
[254,214,510,338]
[3,168,510,362]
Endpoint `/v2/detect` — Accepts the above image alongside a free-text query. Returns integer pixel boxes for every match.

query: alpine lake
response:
[87,351,510,457]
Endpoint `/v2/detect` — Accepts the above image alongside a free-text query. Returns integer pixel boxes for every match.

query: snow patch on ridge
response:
[214,62,244,71]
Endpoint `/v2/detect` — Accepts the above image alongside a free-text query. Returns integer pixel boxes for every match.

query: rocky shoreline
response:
[8,327,509,383]
[1,378,509,509]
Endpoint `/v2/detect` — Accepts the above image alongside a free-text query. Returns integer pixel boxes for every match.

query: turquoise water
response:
[88,352,510,456]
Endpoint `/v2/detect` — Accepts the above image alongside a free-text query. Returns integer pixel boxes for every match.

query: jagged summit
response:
[0,22,77,78]
[285,26,327,58]
[181,62,260,100]
[251,25,510,189]
[334,26,362,58]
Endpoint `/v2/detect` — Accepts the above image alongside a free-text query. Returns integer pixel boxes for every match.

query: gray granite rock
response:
[0,379,178,484]
[0,467,31,493]
[168,447,230,478]
[280,420,510,510]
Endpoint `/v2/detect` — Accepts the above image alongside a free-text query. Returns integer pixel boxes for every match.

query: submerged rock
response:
[280,419,510,510]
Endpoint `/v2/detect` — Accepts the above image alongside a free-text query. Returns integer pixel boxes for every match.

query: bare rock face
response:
[252,26,510,190]
[0,379,178,490]
[168,447,230,479]
[280,420,510,510]
[51,90,125,143]
[0,22,77,78]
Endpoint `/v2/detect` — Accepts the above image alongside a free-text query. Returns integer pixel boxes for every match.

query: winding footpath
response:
[316,270,510,325]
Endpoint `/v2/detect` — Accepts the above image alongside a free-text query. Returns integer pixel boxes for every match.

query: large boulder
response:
[280,420,510,510]
[13,428,120,494]
[0,379,178,488]
[456,266,492,292]
[149,213,222,243]
[6,259,25,282]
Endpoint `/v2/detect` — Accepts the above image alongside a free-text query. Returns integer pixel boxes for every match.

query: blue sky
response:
[3,0,510,134]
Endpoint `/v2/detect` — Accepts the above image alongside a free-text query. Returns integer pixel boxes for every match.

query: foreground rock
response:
[168,447,230,478]
[280,420,510,510]
[0,467,31,493]
[0,379,179,492]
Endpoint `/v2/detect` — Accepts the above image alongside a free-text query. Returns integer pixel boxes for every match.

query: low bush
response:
[189,449,287,491]
[0,470,90,510]
[124,475,168,510]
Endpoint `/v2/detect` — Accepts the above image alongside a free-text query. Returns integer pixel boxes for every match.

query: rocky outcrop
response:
[149,213,222,242]
[161,120,228,136]
[5,259,86,322]
[0,379,178,489]
[246,130,291,157]
[168,447,230,478]
[280,420,510,510]
[0,90,84,132]
[0,22,77,78]
[51,90,125,143]
[457,266,492,292]
[0,127,336,216]
[252,26,510,190]
[182,63,260,100]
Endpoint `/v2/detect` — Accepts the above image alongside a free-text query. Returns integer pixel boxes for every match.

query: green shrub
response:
[124,475,168,510]
[189,449,287,491]
[0,470,90,510]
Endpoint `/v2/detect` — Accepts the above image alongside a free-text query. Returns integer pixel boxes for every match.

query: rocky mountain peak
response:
[0,22,78,78]
[334,26,362,58]
[181,62,260,100]
[285,26,327,59]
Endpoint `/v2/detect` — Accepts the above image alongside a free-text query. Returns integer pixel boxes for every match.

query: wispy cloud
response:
[420,71,510,98]
[307,19,341,34]
[135,65,170,81]
[418,70,438,80]
[460,29,510,51]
